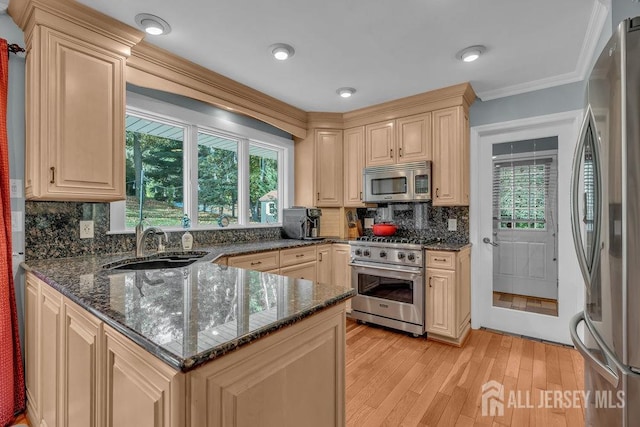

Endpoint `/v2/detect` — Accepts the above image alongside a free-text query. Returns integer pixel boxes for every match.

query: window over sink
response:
[110,89,293,232]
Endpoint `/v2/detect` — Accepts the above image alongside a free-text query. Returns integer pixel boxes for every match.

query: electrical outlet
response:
[80,220,94,239]
[364,218,374,229]
[448,218,457,231]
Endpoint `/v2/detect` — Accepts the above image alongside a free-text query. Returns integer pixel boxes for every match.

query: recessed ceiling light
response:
[135,13,172,36]
[456,45,486,62]
[270,43,295,61]
[337,87,356,98]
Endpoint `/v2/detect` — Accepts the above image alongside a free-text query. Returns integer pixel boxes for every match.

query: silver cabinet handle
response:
[482,237,498,247]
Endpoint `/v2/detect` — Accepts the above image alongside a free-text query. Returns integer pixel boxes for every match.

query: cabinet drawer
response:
[426,251,455,269]
[280,261,317,282]
[280,246,317,267]
[228,251,280,272]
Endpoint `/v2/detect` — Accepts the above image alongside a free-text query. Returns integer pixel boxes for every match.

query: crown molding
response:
[8,0,144,52]
[342,82,476,129]
[128,41,308,139]
[306,112,344,129]
[477,0,609,101]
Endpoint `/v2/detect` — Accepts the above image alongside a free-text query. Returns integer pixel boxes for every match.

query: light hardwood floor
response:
[346,319,585,427]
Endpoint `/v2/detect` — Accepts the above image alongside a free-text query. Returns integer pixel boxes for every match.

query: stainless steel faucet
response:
[135,221,168,258]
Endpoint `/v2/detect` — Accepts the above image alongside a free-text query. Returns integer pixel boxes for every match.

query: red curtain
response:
[0,38,26,426]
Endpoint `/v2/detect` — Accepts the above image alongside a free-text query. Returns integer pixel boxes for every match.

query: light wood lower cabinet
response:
[425,247,471,346]
[25,272,347,427]
[332,244,352,313]
[316,244,333,284]
[104,325,184,427]
[227,250,280,272]
[280,261,317,281]
[189,304,345,427]
[63,299,102,427]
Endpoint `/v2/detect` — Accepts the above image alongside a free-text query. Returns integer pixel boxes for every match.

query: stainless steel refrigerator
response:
[570,16,640,427]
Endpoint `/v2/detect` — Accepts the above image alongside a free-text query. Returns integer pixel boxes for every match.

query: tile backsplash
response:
[25,201,282,260]
[357,202,469,243]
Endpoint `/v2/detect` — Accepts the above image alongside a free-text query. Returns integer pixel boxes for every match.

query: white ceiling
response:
[77,0,605,113]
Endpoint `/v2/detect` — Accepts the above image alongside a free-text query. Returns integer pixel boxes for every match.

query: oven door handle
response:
[349,262,422,275]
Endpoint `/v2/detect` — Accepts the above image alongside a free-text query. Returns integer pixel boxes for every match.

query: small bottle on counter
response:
[181,214,193,250]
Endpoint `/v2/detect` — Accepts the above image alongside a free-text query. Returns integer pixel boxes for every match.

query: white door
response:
[470,111,584,344]
[492,153,558,300]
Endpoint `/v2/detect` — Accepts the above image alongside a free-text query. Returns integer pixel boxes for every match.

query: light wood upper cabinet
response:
[315,130,344,207]
[432,106,469,206]
[343,127,366,207]
[365,121,396,166]
[425,247,471,346]
[396,113,432,162]
[365,114,432,167]
[14,1,143,201]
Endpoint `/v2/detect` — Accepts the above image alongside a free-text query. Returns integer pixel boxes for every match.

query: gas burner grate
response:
[355,236,442,245]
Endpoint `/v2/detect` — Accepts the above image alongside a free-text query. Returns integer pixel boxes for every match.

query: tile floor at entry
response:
[493,291,559,317]
[346,319,584,427]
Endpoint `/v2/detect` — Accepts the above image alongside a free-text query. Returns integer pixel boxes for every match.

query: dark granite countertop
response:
[24,238,354,372]
[422,242,471,252]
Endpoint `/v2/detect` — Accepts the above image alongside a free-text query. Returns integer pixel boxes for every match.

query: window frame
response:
[110,92,293,233]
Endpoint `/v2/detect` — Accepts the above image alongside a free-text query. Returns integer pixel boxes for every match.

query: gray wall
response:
[1,12,26,360]
[612,0,640,30]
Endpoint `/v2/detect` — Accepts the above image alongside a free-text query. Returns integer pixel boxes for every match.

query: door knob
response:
[482,237,499,247]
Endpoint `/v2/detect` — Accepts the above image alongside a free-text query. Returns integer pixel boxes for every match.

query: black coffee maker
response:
[282,207,323,240]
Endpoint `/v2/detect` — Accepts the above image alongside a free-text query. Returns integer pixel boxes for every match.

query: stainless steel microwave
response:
[363,161,431,203]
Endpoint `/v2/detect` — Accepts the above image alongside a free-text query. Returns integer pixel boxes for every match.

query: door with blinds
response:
[491,138,559,303]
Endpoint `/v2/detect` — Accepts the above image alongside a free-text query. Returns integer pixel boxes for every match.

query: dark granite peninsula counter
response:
[23,245,353,427]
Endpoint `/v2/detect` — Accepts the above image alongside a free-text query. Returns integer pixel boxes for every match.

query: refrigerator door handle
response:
[570,106,601,288]
[570,312,619,387]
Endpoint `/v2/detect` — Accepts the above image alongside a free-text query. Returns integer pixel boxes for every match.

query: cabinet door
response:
[25,274,40,423]
[316,245,333,284]
[365,121,396,166]
[426,269,456,338]
[432,106,467,206]
[228,250,280,272]
[105,325,183,427]
[332,244,352,312]
[35,27,126,201]
[315,130,343,207]
[397,113,431,163]
[40,284,63,427]
[280,261,317,282]
[456,248,471,334]
[343,127,366,206]
[63,300,102,427]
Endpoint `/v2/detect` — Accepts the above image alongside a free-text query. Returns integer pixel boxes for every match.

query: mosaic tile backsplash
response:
[25,201,282,260]
[356,202,469,244]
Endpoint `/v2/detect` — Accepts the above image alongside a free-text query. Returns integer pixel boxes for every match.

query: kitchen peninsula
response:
[24,246,353,427]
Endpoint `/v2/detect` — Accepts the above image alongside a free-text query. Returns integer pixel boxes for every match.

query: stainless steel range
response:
[349,236,434,336]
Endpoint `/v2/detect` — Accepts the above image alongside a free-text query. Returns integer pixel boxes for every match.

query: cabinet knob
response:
[436,188,439,198]
[390,148,393,158]
[429,277,432,288]
[317,192,320,201]
[50,166,55,184]
[360,191,362,200]
[250,261,262,266]
[319,253,323,261]
[399,147,403,157]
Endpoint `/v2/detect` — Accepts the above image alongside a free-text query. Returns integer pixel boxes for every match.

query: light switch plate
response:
[448,218,457,231]
[80,220,94,239]
[364,218,374,229]
[10,179,22,198]
[11,211,23,232]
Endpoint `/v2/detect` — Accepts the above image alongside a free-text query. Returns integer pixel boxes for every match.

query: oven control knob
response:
[355,249,362,256]
[363,250,370,257]
[407,253,416,261]
[379,251,387,258]
[397,252,405,260]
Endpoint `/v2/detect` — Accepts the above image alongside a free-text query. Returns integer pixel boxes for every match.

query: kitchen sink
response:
[104,251,209,271]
